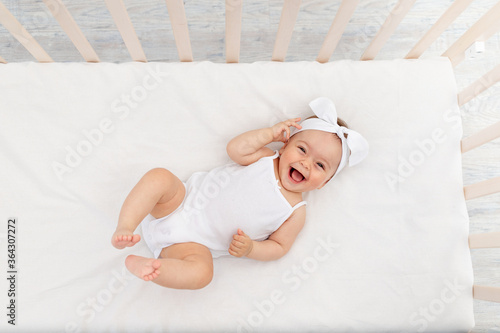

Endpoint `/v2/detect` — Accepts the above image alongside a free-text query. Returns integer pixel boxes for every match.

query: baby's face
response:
[278,130,342,192]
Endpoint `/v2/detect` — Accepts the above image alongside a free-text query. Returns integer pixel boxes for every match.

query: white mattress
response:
[0,59,474,332]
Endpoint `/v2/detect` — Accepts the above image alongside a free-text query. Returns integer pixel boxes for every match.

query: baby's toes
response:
[144,272,156,281]
[122,235,134,244]
[149,271,160,280]
[131,234,141,244]
[152,260,161,270]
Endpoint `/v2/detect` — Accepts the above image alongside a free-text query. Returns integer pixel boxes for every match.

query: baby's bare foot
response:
[111,229,141,249]
[125,255,161,281]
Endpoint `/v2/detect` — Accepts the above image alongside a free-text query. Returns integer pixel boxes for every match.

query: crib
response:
[1,0,499,332]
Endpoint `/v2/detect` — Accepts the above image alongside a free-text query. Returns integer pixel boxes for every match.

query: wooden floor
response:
[1,0,499,331]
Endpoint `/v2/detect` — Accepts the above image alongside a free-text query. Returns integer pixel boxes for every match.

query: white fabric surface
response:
[0,58,474,332]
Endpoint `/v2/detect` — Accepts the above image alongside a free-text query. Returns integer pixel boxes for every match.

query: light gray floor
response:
[1,0,499,331]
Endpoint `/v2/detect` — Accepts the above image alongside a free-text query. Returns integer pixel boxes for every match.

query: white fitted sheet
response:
[0,58,474,332]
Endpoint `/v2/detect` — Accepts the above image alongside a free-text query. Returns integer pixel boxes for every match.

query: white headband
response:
[290,97,369,179]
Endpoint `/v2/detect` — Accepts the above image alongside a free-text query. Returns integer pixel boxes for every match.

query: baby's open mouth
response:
[289,167,305,183]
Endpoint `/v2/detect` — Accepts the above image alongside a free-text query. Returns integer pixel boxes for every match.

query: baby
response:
[111,97,368,290]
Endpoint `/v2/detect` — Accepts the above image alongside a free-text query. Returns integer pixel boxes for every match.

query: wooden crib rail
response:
[360,0,416,61]
[42,0,99,62]
[458,63,500,106]
[226,0,243,63]
[469,232,500,248]
[470,234,500,303]
[104,0,146,62]
[461,120,500,153]
[0,1,52,62]
[2,0,500,65]
[405,0,473,59]
[442,1,500,67]
[464,177,500,200]
[473,285,500,303]
[271,0,301,62]
[165,0,192,62]
[316,0,359,63]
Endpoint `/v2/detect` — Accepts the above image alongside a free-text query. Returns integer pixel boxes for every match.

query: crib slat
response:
[405,0,473,59]
[104,0,147,62]
[165,0,193,62]
[458,63,500,106]
[469,232,500,249]
[473,285,500,303]
[0,1,53,62]
[272,0,301,62]
[442,1,500,67]
[360,0,416,61]
[316,0,359,63]
[42,0,99,62]
[461,120,500,153]
[226,0,243,63]
[478,12,500,42]
[464,177,500,200]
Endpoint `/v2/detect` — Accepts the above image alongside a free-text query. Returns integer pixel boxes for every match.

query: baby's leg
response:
[125,242,213,290]
[112,168,186,249]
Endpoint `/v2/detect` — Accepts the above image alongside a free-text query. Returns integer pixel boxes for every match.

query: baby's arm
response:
[226,118,302,166]
[229,206,306,261]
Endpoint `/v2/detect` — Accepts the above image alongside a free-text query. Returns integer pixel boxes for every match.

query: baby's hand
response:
[270,118,302,143]
[229,229,253,257]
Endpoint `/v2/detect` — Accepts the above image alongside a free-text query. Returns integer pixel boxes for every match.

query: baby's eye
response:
[317,162,325,170]
[298,146,306,153]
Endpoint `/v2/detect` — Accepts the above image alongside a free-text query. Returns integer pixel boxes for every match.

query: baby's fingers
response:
[288,117,301,123]
[284,125,290,141]
[234,231,251,242]
[228,247,237,256]
[275,124,289,143]
[229,244,243,257]
[283,118,302,140]
[288,117,302,129]
[231,239,244,249]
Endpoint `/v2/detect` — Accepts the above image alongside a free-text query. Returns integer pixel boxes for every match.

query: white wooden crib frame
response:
[1,0,499,320]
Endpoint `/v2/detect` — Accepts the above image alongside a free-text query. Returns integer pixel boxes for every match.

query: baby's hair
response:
[304,115,349,138]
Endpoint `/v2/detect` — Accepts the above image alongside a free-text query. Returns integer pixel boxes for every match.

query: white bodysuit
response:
[141,150,307,258]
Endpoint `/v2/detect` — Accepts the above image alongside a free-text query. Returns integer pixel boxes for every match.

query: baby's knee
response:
[145,167,172,180]
[144,168,179,187]
[191,263,213,290]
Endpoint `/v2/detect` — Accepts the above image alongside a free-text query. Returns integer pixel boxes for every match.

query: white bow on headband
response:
[289,97,369,178]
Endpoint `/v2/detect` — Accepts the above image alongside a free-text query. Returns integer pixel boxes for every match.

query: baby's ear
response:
[279,142,287,155]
